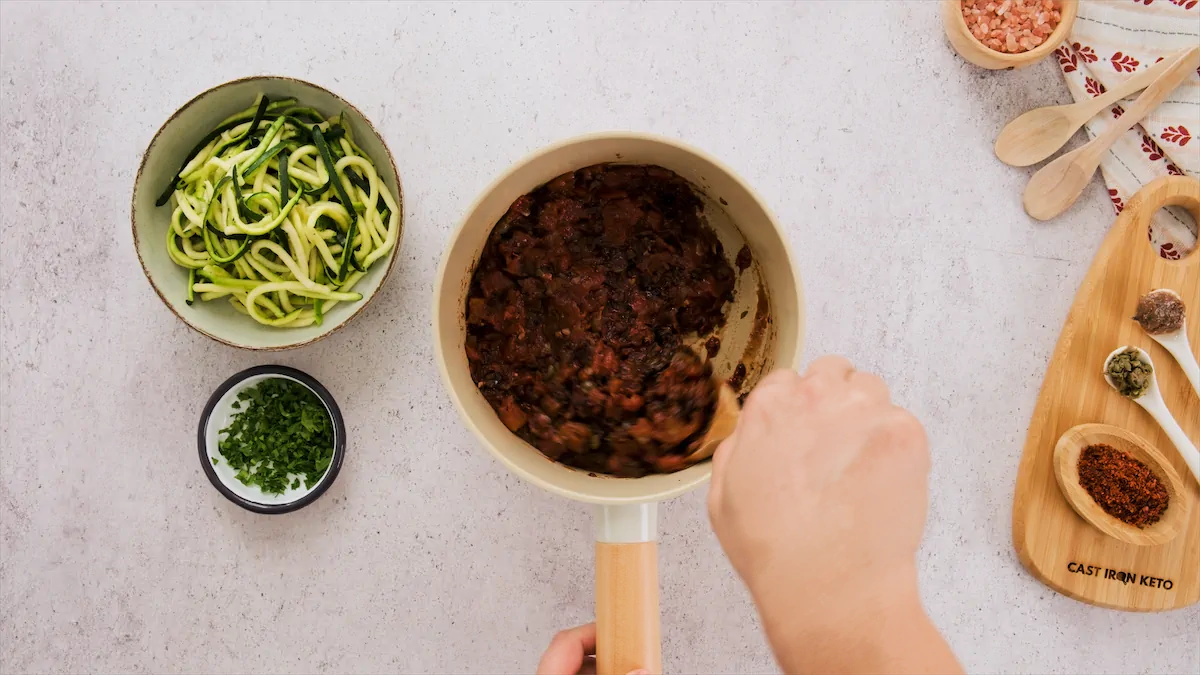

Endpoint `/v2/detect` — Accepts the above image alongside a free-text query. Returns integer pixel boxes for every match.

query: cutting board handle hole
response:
[1140,203,1197,262]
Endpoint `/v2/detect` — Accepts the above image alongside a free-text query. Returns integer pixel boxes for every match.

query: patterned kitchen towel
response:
[1052,0,1199,258]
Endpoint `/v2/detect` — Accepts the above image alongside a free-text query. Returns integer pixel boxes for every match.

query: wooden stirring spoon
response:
[685,380,740,464]
[996,47,1196,167]
[1023,47,1200,221]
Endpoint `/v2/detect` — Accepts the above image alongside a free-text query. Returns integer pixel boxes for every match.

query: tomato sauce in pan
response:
[465,164,736,476]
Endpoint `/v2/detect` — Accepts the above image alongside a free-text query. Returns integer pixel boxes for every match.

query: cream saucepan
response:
[434,132,803,674]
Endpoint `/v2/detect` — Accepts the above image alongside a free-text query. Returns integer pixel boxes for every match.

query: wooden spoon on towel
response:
[1023,47,1200,221]
[996,47,1196,167]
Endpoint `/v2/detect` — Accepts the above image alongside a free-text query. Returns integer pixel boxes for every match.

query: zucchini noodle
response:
[161,94,399,328]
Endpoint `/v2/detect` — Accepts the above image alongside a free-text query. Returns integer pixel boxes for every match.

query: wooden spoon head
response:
[1023,145,1099,220]
[1053,423,1190,546]
[686,381,740,464]
[995,106,1078,167]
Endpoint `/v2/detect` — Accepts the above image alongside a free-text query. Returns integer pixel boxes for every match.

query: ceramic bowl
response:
[942,0,1078,70]
[198,365,345,514]
[432,132,805,505]
[131,76,404,350]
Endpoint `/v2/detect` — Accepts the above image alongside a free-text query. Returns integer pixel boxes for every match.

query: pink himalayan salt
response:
[962,0,1061,54]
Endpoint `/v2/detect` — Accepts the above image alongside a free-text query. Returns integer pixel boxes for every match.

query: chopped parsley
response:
[214,378,334,495]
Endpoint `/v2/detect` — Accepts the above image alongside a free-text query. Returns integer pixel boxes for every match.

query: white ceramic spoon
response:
[1150,330,1200,398]
[1104,346,1200,483]
[1135,290,1200,398]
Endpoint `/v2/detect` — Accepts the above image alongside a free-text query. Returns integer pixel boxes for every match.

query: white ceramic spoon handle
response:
[1139,395,1200,483]
[1164,344,1200,397]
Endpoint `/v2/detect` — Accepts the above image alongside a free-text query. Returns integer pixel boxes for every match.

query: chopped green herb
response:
[212,456,219,465]
[215,378,334,495]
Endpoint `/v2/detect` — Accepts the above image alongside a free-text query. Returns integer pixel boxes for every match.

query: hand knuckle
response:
[885,411,928,451]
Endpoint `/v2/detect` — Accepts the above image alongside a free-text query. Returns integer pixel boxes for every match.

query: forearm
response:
[753,575,962,675]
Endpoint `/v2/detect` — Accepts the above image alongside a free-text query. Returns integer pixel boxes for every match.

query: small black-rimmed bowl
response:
[198,365,345,514]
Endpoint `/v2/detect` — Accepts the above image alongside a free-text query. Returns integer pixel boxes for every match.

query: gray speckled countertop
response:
[1,2,1197,673]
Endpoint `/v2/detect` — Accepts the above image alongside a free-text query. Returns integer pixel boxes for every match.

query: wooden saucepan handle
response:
[595,504,662,675]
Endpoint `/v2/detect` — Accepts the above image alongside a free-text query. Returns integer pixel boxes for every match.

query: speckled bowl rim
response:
[198,364,346,514]
[130,75,404,351]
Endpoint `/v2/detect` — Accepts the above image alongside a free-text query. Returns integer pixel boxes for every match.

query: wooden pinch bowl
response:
[942,0,1078,70]
[1054,424,1190,547]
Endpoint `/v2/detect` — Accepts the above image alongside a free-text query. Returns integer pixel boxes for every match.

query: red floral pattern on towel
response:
[1111,52,1140,72]
[1108,188,1125,214]
[1161,125,1192,147]
[1055,46,1077,73]
[1073,43,1098,63]
[1142,134,1166,161]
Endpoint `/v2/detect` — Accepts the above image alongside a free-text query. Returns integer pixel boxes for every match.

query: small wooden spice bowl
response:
[1053,424,1189,547]
[942,0,1078,70]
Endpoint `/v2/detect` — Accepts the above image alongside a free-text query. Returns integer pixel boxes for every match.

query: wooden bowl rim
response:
[943,0,1079,66]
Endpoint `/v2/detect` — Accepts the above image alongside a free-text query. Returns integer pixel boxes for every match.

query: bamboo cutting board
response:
[1013,176,1200,611]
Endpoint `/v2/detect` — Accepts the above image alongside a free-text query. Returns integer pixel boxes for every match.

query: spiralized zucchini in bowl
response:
[160,94,400,328]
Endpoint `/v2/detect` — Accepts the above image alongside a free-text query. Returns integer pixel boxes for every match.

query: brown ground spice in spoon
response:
[1133,289,1185,335]
[1077,444,1169,528]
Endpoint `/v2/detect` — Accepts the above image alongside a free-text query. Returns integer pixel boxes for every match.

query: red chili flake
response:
[1077,444,1169,528]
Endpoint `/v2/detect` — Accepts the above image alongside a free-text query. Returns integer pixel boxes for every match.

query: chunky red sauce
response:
[466,164,736,476]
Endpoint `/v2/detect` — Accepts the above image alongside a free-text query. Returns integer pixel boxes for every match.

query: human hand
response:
[534,623,649,675]
[708,357,960,674]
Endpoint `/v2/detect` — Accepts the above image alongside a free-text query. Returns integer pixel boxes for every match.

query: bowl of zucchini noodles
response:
[132,76,403,350]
